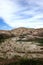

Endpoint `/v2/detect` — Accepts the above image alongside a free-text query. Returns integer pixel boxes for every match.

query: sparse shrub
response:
[2,58,43,65]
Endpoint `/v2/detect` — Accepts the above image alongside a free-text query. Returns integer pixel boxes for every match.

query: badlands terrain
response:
[0,27,43,65]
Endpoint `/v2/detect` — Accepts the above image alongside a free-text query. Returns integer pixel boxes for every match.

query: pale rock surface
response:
[0,27,43,59]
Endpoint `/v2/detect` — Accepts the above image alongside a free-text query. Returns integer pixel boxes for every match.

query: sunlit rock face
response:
[0,27,43,59]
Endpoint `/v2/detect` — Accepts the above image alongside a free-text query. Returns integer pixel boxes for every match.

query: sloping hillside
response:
[0,27,43,65]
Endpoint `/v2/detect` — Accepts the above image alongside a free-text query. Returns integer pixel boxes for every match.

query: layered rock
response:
[0,27,43,60]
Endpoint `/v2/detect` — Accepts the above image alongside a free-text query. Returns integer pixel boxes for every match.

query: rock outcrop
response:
[0,27,43,60]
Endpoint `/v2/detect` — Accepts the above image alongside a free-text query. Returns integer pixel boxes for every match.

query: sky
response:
[0,0,43,30]
[0,18,12,30]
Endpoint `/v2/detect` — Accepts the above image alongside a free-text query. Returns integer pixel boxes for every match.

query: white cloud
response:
[0,0,19,26]
[0,0,43,29]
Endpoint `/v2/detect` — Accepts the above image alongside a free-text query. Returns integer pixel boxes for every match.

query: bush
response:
[3,58,43,65]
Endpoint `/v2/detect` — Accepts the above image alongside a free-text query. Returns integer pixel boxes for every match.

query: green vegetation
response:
[0,38,6,43]
[1,58,43,65]
[17,38,43,46]
[35,38,43,43]
[0,55,43,65]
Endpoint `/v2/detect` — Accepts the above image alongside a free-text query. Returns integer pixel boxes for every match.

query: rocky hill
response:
[0,27,43,64]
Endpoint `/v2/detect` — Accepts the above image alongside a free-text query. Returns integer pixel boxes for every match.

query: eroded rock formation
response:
[0,27,43,60]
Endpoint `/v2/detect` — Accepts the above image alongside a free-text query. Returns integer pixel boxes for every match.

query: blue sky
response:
[0,18,11,30]
[0,0,43,30]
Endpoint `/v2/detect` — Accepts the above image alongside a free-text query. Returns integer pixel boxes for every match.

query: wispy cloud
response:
[0,0,43,29]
